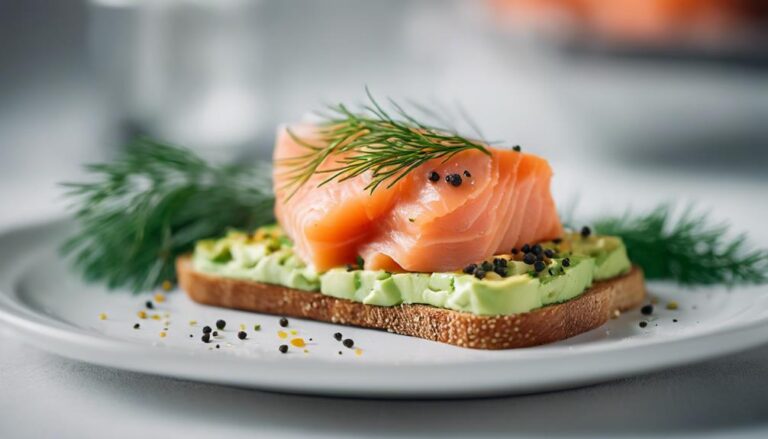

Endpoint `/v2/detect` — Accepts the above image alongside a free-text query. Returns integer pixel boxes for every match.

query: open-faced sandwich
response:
[175,102,646,349]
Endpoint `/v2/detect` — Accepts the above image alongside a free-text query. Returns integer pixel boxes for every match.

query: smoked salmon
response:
[273,124,563,273]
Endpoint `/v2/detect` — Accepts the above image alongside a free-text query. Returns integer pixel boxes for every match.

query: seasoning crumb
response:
[338,351,343,355]
[216,344,220,349]
[641,304,654,316]
[154,292,166,303]
[254,324,261,331]
[238,331,247,340]
[342,339,354,348]
[639,321,648,328]
[334,332,343,341]
[189,334,193,338]
[611,309,620,319]
[137,311,147,319]
[408,218,415,223]
[159,331,167,338]
[666,301,679,311]
[216,319,226,330]
[98,313,108,320]
[445,173,463,187]
[161,280,173,292]
[278,345,289,354]
[279,317,289,327]
[133,323,140,330]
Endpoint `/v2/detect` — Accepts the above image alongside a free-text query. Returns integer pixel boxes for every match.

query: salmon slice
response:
[273,124,563,273]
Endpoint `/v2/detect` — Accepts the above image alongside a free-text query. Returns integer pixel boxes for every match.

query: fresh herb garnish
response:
[61,139,274,292]
[594,205,768,286]
[276,88,490,199]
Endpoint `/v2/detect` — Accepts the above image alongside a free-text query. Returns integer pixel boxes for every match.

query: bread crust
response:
[176,256,645,349]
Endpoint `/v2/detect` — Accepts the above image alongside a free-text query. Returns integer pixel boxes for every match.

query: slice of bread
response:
[177,256,646,349]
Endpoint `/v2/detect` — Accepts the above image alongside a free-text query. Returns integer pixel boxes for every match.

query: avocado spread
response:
[192,227,631,316]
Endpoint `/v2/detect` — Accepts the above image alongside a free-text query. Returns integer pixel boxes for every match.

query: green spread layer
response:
[192,227,631,316]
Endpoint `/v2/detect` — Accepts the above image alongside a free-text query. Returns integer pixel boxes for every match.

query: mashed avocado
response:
[192,227,631,316]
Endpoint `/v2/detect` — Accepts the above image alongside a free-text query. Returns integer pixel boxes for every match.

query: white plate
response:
[1,220,767,398]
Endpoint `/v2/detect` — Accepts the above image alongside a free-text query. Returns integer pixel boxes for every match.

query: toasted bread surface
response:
[177,256,645,349]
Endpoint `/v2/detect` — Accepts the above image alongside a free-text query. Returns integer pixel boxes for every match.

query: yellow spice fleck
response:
[137,311,147,319]
[159,331,167,338]
[290,338,306,348]
[666,301,679,311]
[289,330,298,335]
[303,349,309,354]
[98,313,107,320]
[161,281,173,292]
[154,292,166,303]
[189,320,197,326]
[277,330,288,339]
[151,314,161,320]
[354,348,363,356]
[240,324,246,331]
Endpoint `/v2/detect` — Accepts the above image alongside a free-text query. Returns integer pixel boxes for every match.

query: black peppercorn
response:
[212,331,218,337]
[202,326,212,334]
[534,261,546,272]
[639,321,648,328]
[532,244,543,255]
[428,171,440,182]
[238,331,247,340]
[216,319,226,330]
[279,317,289,327]
[544,249,555,258]
[145,301,154,310]
[481,261,494,272]
[512,145,521,152]
[445,173,463,187]
[562,258,571,267]
[641,304,654,316]
[581,226,591,238]
[463,263,477,274]
[552,238,562,244]
[342,339,354,348]
[494,266,508,277]
[521,244,530,253]
[522,253,536,265]
[463,170,471,178]
[511,248,519,255]
[333,332,343,341]
[133,323,140,329]
[493,257,507,268]
[202,334,211,343]
[278,345,288,353]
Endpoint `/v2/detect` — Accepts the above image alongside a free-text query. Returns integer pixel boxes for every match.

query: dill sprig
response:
[61,139,275,292]
[594,205,768,286]
[276,88,491,199]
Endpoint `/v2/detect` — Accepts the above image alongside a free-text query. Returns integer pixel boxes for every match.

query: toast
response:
[177,256,646,349]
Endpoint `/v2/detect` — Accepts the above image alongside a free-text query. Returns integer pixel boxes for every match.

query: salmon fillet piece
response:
[273,124,563,273]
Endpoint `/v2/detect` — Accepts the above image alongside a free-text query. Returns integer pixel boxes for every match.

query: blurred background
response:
[1,0,767,225]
